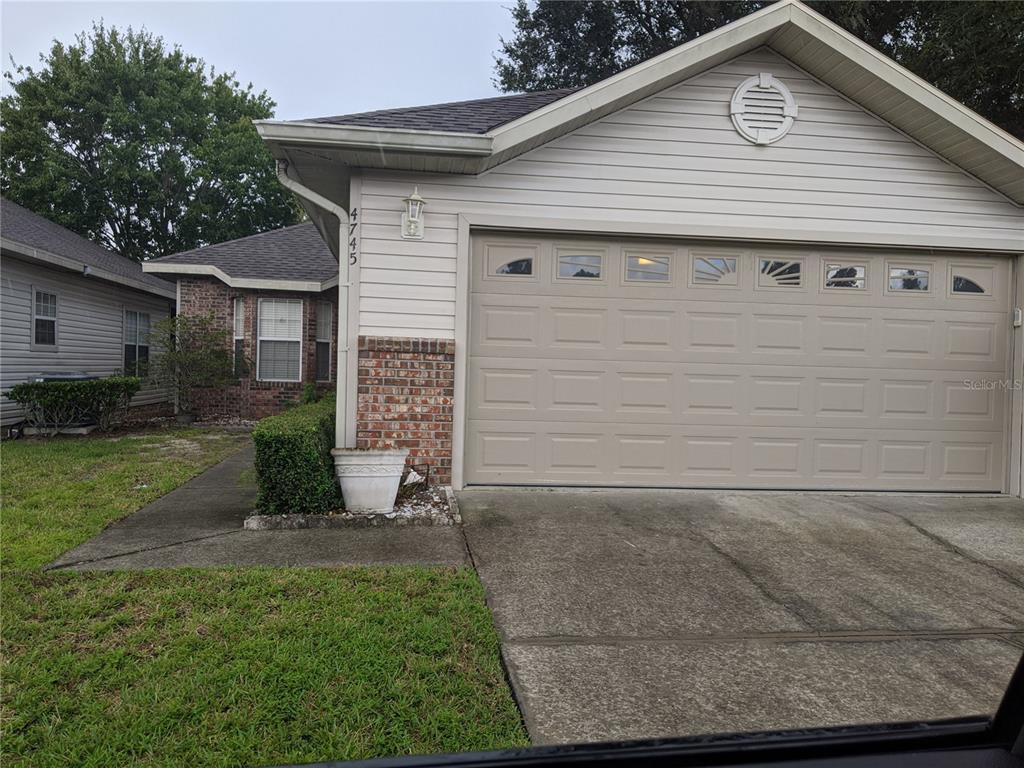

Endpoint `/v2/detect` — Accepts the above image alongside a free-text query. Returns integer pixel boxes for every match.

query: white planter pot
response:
[331,448,410,514]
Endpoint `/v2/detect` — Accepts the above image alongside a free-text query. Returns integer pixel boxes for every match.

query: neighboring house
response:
[245,0,1021,493]
[143,223,338,419]
[1,197,176,428]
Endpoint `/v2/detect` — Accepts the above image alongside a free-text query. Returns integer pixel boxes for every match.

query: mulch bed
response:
[243,485,460,529]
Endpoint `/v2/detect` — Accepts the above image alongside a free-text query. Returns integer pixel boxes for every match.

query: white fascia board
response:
[787,2,1024,172]
[486,0,792,156]
[142,262,335,292]
[2,238,176,299]
[254,120,493,157]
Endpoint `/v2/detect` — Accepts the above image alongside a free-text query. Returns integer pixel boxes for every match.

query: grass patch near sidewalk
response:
[1,428,528,766]
[1,428,250,570]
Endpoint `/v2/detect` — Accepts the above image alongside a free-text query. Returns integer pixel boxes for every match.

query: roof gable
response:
[479,47,1021,249]
[257,0,1024,205]
[143,221,337,291]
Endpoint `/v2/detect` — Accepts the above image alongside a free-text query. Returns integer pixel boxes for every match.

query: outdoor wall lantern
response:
[401,187,426,240]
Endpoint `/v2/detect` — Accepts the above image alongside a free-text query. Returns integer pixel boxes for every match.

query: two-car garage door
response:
[466,233,1012,491]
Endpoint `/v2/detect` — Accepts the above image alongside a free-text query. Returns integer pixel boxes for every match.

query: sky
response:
[0,0,519,120]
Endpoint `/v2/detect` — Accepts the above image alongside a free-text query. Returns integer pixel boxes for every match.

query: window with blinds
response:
[257,298,302,382]
[233,297,247,376]
[32,289,58,348]
[315,301,333,382]
[123,310,151,377]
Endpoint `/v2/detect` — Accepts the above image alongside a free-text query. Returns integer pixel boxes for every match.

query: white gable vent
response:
[730,73,798,145]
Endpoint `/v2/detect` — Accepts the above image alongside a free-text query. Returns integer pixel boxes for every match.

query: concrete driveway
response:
[459,489,1024,745]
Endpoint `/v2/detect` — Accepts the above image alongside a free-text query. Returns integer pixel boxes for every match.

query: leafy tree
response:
[1,23,301,261]
[150,314,238,418]
[495,1,1024,139]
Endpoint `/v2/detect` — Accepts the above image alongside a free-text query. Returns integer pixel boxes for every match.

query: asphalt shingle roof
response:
[306,88,579,134]
[149,222,336,283]
[1,198,173,295]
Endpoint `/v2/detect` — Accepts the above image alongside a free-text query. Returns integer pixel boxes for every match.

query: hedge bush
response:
[8,376,141,434]
[252,397,342,515]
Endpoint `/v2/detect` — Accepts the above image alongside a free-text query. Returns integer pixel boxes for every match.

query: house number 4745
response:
[348,208,359,265]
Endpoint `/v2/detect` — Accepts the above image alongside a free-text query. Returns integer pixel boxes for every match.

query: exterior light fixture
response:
[401,187,426,240]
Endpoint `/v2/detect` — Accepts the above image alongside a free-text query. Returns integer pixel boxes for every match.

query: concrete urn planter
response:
[331,448,410,514]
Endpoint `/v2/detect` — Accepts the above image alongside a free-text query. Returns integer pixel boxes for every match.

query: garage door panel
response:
[470,358,1006,432]
[469,421,1005,490]
[473,295,1007,372]
[468,234,1011,490]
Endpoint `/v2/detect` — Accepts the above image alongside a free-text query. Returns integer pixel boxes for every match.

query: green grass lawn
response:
[1,429,528,767]
[2,429,250,570]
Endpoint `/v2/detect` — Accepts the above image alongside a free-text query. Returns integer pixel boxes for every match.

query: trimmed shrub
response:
[9,376,142,434]
[252,397,342,515]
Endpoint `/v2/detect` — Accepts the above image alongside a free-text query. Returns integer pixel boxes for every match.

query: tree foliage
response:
[1,23,301,261]
[495,1,1024,139]
[150,314,237,415]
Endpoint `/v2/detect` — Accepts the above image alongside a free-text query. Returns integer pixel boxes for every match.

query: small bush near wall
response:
[252,397,342,515]
[9,377,142,434]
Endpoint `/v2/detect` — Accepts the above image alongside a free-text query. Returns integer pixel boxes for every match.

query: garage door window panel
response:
[823,262,867,290]
[556,249,604,281]
[624,250,672,283]
[691,254,739,287]
[949,263,993,298]
[757,258,804,289]
[887,262,932,294]
[484,241,539,281]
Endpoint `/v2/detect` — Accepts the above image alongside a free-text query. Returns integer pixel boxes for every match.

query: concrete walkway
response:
[48,444,467,570]
[459,489,1024,745]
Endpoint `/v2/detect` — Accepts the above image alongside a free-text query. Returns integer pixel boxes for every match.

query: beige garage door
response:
[466,233,1012,490]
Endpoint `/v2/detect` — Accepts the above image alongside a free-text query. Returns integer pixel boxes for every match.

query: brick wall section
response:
[124,401,174,422]
[178,277,336,420]
[357,336,455,484]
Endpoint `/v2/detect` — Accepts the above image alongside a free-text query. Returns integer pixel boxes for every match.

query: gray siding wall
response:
[355,48,1023,340]
[1,254,174,425]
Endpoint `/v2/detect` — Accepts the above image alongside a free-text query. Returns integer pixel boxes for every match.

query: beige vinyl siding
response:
[355,48,1023,339]
[1,254,174,425]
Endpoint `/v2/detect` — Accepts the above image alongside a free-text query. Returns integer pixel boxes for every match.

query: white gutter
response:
[274,159,354,449]
[254,120,492,157]
[2,238,176,299]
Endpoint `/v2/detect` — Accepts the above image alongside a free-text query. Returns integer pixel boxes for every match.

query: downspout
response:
[274,159,353,449]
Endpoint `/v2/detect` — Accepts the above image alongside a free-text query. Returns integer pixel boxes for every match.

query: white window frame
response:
[123,309,151,378]
[554,246,606,283]
[822,260,869,291]
[689,251,741,289]
[623,248,673,284]
[256,298,303,383]
[756,256,805,290]
[233,297,246,377]
[885,260,934,296]
[30,286,59,351]
[315,300,333,382]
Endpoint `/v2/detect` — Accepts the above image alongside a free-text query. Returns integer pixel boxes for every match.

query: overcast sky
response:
[1,1,518,120]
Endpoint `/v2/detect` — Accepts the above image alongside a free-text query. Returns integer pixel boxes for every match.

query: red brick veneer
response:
[178,277,336,420]
[357,336,455,484]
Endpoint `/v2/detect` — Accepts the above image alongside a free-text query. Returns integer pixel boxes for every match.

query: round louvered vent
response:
[730,73,798,145]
